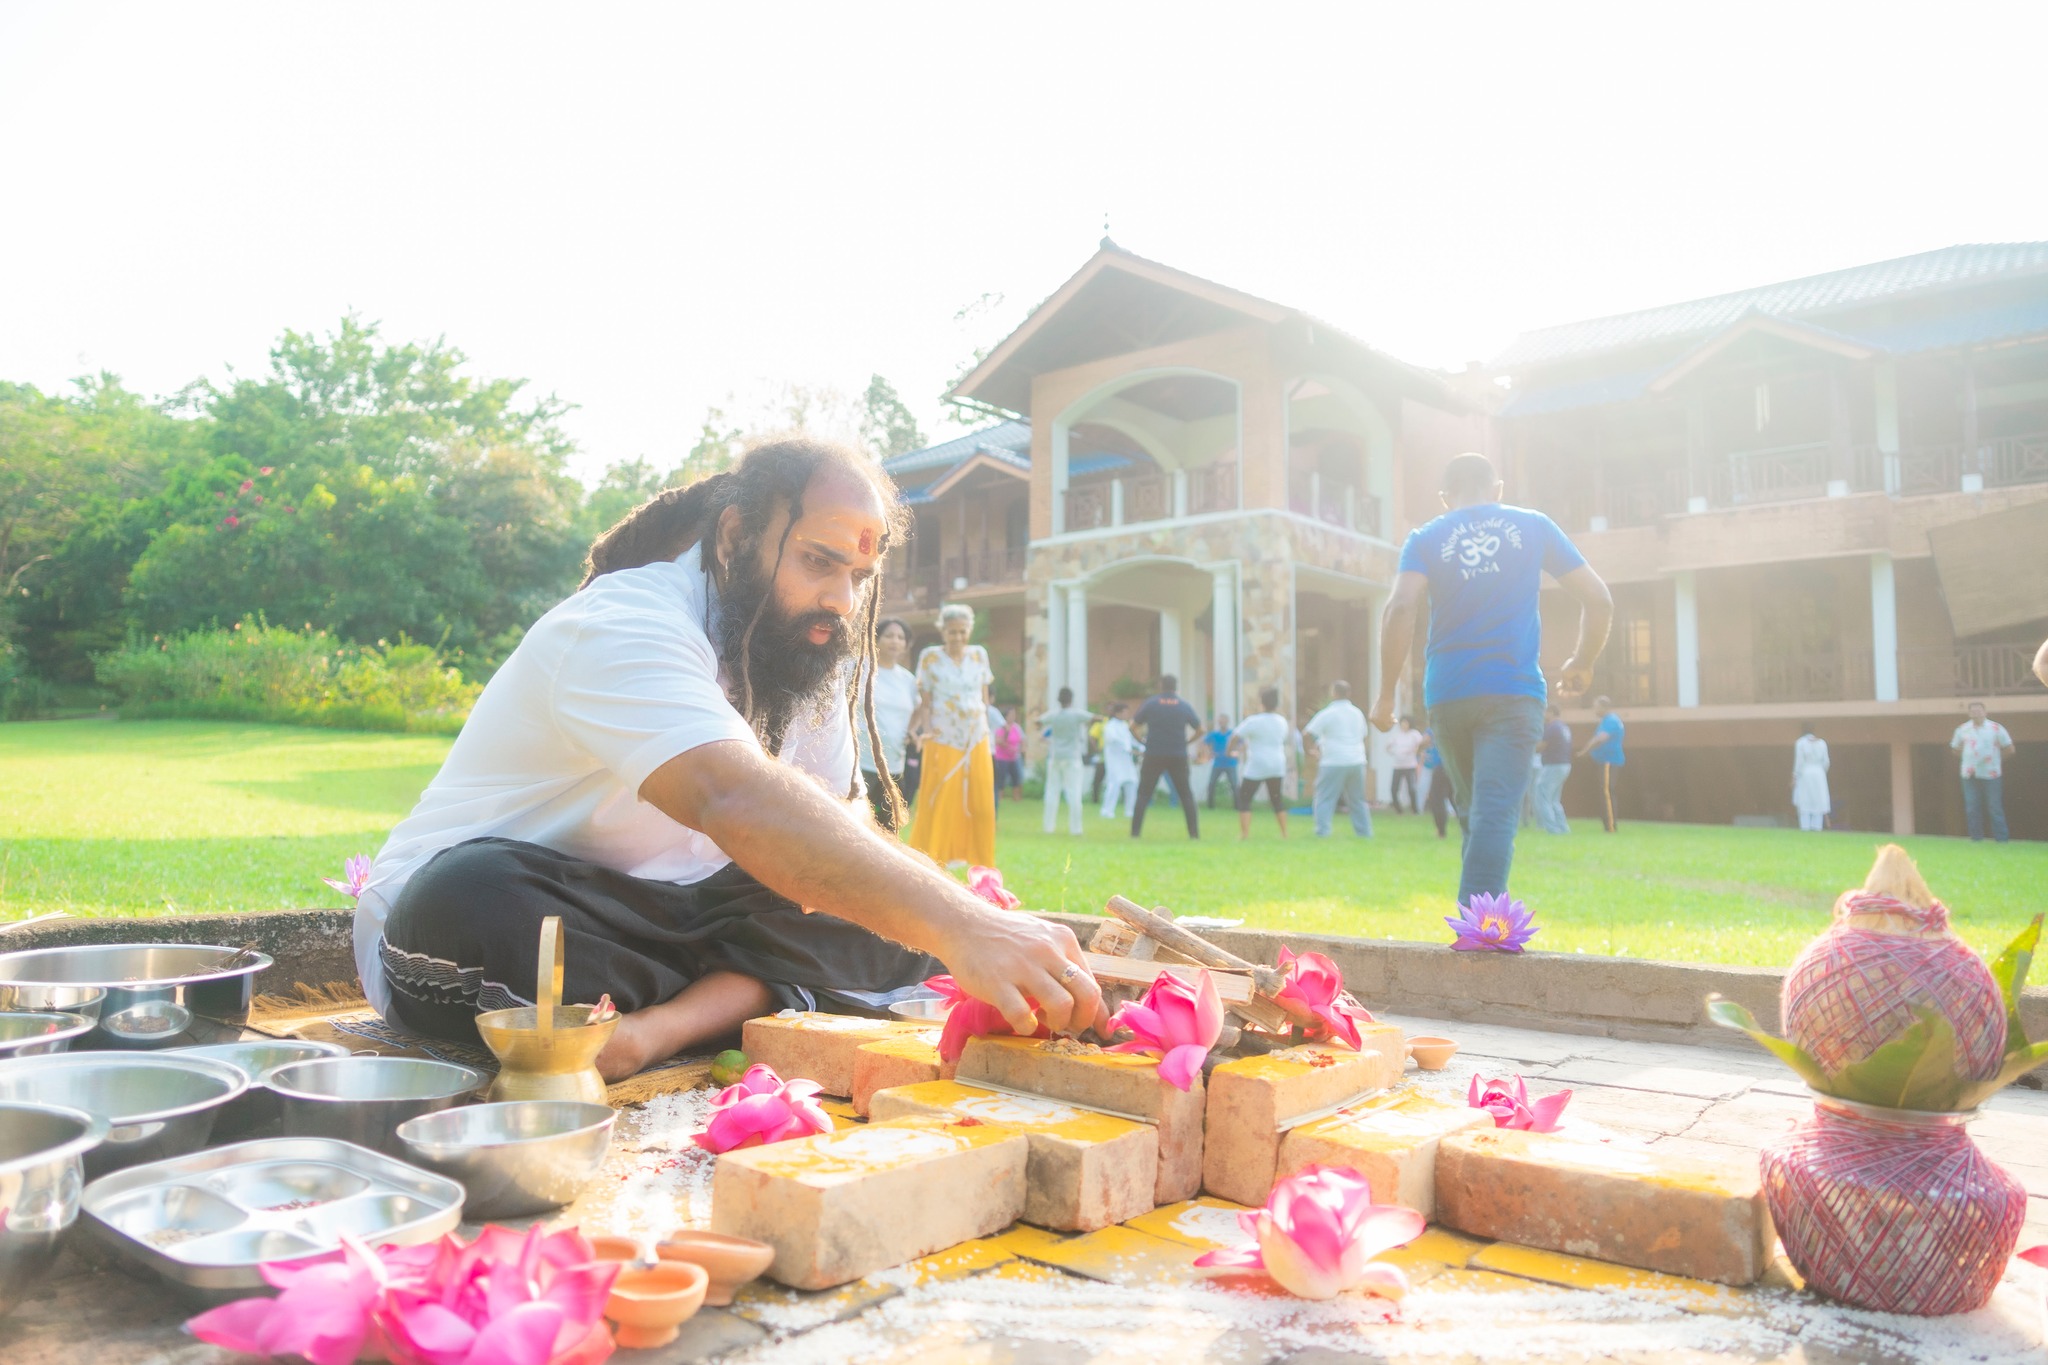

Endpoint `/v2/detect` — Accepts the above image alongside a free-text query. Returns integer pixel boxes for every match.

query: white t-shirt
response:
[855,664,918,776]
[1232,711,1292,781]
[1387,728,1426,770]
[1304,700,1369,767]
[351,544,860,1016]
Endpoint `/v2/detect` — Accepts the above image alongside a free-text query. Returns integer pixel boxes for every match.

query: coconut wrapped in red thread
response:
[1780,844,2005,1082]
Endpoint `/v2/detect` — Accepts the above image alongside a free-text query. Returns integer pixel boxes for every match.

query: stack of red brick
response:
[715,1012,1770,1292]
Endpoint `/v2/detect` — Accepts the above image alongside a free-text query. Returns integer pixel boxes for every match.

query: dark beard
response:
[715,557,853,755]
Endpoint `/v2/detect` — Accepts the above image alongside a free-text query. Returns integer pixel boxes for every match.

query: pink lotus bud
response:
[1103,969,1223,1091]
[1194,1165,1423,1301]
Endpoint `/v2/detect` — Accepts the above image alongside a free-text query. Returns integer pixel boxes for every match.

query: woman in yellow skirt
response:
[906,603,996,866]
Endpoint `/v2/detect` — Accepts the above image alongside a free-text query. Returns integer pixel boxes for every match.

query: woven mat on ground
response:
[245,984,714,1105]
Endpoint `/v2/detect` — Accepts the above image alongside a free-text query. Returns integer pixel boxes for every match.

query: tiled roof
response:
[881,420,1031,478]
[1493,243,2048,371]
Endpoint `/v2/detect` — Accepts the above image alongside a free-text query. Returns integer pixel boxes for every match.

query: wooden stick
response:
[1104,896,1284,995]
[1102,896,1299,1032]
[1083,954,1254,1003]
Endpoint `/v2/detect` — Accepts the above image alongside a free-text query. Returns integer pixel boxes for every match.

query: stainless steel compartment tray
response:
[80,1136,465,1293]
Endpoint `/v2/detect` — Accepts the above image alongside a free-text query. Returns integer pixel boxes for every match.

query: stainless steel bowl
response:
[0,1102,107,1319]
[0,983,106,1025]
[887,994,949,1023]
[0,1053,246,1177]
[395,1101,616,1218]
[267,1057,486,1158]
[0,1011,96,1060]
[180,1040,351,1138]
[0,944,273,1049]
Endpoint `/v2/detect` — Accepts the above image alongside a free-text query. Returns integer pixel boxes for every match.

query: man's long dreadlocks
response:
[581,437,909,826]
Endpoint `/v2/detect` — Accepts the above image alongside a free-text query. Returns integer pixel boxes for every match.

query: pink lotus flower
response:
[1275,946,1363,1050]
[923,973,1047,1064]
[187,1225,618,1365]
[1104,970,1224,1091]
[964,866,1020,910]
[1193,1165,1423,1301]
[322,854,374,900]
[1467,1073,1571,1132]
[694,1064,830,1153]
[1445,892,1538,952]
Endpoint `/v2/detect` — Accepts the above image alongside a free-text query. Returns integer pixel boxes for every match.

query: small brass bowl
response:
[474,1004,618,1104]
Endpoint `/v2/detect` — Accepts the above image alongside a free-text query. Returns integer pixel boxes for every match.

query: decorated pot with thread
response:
[1760,1093,2025,1315]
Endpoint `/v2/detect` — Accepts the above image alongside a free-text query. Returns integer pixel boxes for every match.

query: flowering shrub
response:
[96,618,478,733]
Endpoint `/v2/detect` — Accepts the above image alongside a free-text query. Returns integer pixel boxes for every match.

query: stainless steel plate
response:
[82,1137,465,1296]
[0,1052,248,1176]
[0,944,271,1049]
[0,1011,95,1059]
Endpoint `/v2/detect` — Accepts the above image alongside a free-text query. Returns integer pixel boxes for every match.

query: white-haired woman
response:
[907,603,997,865]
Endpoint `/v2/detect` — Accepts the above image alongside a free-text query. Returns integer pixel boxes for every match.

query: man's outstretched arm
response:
[640,740,1100,1036]
[1552,564,1614,697]
[1370,571,1429,732]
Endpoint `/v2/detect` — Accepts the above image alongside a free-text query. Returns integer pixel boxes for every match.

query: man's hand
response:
[1554,655,1595,697]
[1369,698,1397,733]
[935,912,1101,1037]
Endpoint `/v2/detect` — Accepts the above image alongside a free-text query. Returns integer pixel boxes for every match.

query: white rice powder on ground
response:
[562,1088,721,1245]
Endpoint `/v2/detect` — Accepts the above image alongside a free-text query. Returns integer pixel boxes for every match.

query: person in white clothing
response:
[855,617,919,831]
[1303,680,1372,837]
[1386,717,1425,814]
[1039,687,1094,835]
[1791,723,1831,832]
[352,439,1100,1082]
[1099,702,1142,818]
[1228,685,1292,839]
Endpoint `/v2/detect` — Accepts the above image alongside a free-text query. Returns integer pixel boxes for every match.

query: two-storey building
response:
[1494,243,2048,838]
[882,242,1481,788]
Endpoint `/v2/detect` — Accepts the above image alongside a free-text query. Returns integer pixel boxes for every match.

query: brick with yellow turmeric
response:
[1274,1090,1492,1218]
[956,1035,1204,1203]
[711,1114,1028,1290]
[870,1078,1157,1232]
[738,1012,939,1098]
[850,1033,954,1117]
[1433,1127,1770,1286]
[1201,1029,1405,1206]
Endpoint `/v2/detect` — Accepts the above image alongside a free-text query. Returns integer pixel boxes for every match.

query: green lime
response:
[710,1049,749,1087]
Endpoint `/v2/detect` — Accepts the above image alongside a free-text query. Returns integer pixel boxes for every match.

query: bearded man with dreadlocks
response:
[351,438,1102,1079]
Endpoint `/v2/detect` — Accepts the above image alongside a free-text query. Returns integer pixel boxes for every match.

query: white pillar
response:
[1209,565,1239,723]
[1871,553,1899,702]
[1874,362,1901,495]
[1159,608,1182,691]
[1051,422,1070,534]
[1171,470,1189,519]
[1110,479,1125,527]
[1046,584,1066,712]
[1066,585,1089,703]
[1675,570,1700,708]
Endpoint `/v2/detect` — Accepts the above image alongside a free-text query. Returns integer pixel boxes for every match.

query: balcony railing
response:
[1187,462,1237,516]
[1701,652,1876,706]
[1899,643,2041,698]
[883,547,1027,607]
[1061,461,1242,531]
[1064,482,1110,532]
[1720,443,1833,505]
[1288,473,1382,536]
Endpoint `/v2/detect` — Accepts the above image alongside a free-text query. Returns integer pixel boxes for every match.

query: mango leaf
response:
[1833,1007,1965,1111]
[1706,996,1831,1092]
[1958,1038,2048,1111]
[1987,914,2043,1062]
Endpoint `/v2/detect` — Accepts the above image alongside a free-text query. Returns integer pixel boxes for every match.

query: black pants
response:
[379,838,941,1046]
[1090,757,1105,804]
[1132,753,1199,837]
[1424,768,1452,836]
[1207,764,1238,808]
[1389,768,1418,814]
[1235,775,1285,813]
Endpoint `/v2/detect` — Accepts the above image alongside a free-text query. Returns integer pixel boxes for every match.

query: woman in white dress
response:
[1791,723,1831,832]
[856,618,919,831]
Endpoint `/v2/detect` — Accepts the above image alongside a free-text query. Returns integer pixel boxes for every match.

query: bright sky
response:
[4,2,2045,483]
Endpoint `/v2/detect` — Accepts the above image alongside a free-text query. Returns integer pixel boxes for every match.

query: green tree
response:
[859,374,925,459]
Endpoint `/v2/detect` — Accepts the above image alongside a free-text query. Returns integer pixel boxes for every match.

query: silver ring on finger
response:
[1060,963,1081,983]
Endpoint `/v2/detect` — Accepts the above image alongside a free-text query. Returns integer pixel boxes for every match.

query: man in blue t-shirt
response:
[1371,453,1613,908]
[1577,695,1626,833]
[1201,713,1238,809]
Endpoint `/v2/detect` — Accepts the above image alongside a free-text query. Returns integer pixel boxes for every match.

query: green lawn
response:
[4,718,2043,967]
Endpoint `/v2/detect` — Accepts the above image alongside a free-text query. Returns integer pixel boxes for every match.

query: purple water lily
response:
[321,854,373,901]
[1445,892,1538,953]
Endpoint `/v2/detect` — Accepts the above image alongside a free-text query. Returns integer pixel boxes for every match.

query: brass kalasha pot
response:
[474,917,616,1105]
